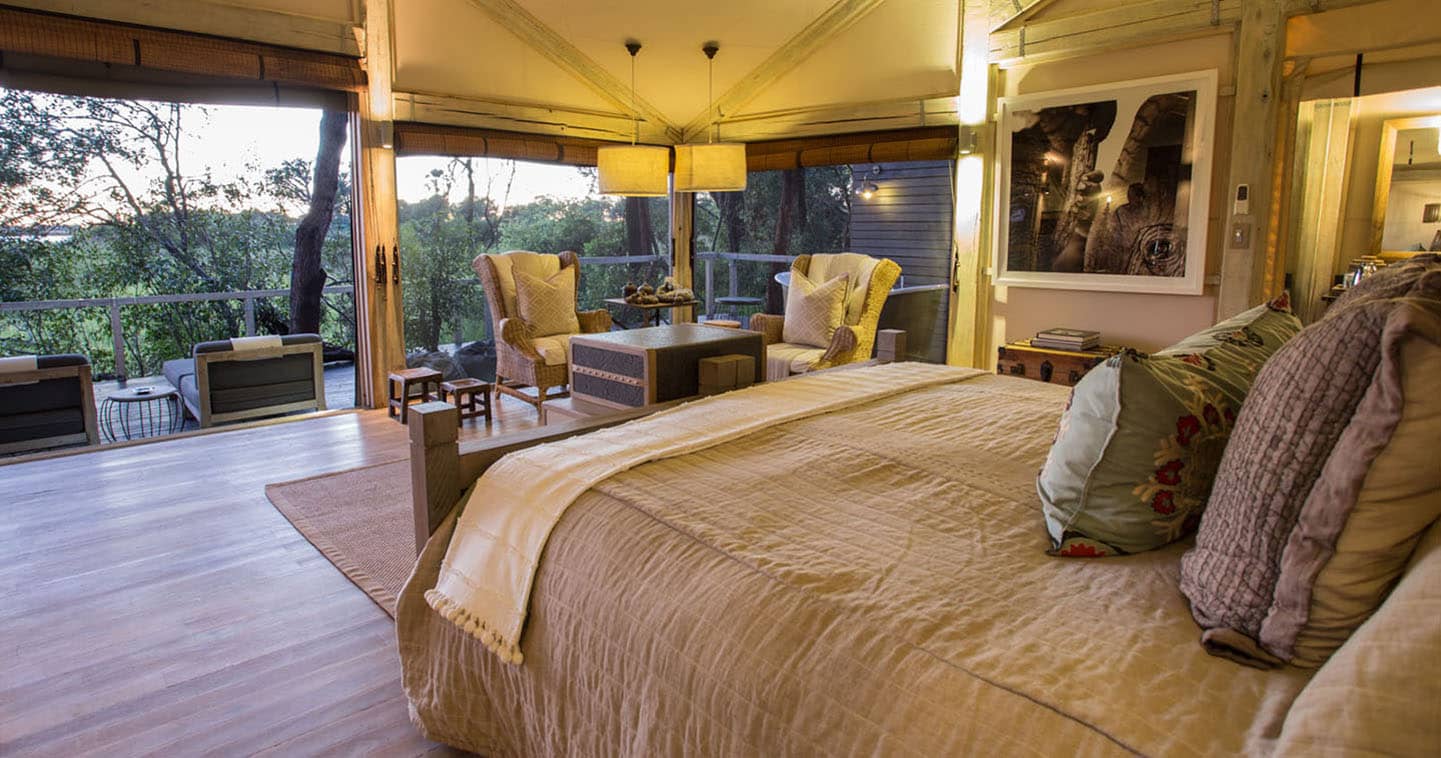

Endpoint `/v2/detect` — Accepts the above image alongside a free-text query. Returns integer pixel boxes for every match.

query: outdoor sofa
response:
[163,334,326,428]
[0,354,99,455]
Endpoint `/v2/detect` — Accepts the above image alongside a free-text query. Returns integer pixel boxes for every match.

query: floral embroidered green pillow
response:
[1037,294,1300,557]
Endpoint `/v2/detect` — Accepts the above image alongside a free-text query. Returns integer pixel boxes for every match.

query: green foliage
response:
[692,166,854,306]
[0,89,354,379]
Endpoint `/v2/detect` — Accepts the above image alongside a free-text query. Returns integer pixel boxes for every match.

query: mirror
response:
[1373,115,1441,259]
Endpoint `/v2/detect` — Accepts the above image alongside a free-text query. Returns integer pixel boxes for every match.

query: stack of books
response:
[1032,328,1101,352]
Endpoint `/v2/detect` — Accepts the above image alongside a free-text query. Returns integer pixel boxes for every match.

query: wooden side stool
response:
[388,367,442,423]
[439,378,493,426]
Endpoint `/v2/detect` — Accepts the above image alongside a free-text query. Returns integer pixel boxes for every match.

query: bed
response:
[397,362,1438,756]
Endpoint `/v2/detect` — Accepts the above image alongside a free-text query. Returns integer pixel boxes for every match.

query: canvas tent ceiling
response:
[7,0,961,144]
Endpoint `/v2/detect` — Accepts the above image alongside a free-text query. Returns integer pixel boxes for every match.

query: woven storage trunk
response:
[570,324,765,409]
[996,340,1122,387]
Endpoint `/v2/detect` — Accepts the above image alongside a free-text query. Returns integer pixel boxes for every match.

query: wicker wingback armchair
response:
[472,250,611,420]
[750,253,901,380]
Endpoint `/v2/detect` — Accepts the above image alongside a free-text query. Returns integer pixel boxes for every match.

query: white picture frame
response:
[993,69,1218,295]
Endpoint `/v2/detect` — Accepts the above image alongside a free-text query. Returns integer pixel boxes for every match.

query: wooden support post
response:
[947,0,994,369]
[409,401,460,554]
[1217,0,1284,318]
[243,296,256,337]
[877,329,907,363]
[704,258,715,319]
[670,190,695,324]
[354,0,406,409]
[108,301,127,382]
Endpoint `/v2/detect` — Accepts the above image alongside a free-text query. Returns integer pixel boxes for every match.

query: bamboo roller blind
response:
[394,122,608,166]
[0,7,365,92]
[744,127,959,172]
[396,123,960,171]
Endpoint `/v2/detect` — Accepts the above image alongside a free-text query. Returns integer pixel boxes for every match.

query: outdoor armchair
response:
[750,253,901,381]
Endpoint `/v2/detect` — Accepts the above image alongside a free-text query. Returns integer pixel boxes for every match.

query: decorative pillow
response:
[1037,294,1300,557]
[1180,264,1441,669]
[782,272,848,348]
[514,267,580,338]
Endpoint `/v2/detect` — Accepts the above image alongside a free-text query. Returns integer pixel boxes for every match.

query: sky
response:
[121,102,597,210]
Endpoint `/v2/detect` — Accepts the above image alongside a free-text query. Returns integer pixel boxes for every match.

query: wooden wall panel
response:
[849,161,954,363]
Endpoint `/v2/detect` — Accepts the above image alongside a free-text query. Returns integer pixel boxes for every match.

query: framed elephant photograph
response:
[995,70,1218,294]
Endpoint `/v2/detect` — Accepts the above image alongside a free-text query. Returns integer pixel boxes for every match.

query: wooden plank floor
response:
[0,397,545,756]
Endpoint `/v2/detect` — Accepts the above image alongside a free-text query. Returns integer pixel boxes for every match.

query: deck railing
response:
[1,253,790,381]
[694,251,796,318]
[0,285,356,381]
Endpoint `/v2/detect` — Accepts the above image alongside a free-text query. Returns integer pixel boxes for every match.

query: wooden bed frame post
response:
[409,401,460,553]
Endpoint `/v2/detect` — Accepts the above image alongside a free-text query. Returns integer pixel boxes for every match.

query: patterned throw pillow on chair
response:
[782,272,849,348]
[515,267,580,338]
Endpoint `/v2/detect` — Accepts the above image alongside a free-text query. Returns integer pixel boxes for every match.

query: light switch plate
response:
[1230,221,1252,249]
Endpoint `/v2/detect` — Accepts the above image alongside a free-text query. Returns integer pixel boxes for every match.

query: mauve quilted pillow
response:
[1180,260,1441,668]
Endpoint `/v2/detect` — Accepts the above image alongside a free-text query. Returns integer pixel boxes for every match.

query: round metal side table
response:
[100,385,183,442]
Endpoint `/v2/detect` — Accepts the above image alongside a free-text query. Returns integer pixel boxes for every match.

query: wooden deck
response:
[0,396,546,756]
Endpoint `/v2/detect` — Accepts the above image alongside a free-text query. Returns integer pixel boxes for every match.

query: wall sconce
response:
[855,164,881,200]
[957,124,979,155]
[376,120,394,150]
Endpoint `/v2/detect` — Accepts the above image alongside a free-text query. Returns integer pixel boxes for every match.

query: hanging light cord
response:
[708,55,715,144]
[630,48,639,145]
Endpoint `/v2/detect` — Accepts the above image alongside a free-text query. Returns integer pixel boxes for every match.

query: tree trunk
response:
[624,196,654,255]
[768,168,803,313]
[289,110,349,334]
[714,192,747,252]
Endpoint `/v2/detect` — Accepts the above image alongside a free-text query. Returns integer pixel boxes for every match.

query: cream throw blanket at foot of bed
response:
[426,361,983,664]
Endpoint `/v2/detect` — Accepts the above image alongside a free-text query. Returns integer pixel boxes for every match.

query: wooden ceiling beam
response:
[990,0,1060,33]
[678,0,888,142]
[462,0,679,141]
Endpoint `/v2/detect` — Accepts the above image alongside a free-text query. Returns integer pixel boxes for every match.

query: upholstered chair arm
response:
[496,317,543,362]
[814,325,859,370]
[576,308,612,334]
[748,313,785,345]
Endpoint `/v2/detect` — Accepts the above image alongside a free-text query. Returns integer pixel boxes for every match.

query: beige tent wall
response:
[990,33,1234,353]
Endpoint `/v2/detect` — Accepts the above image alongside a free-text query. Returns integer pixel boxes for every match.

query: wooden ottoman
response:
[439,377,493,425]
[569,324,764,409]
[388,367,442,423]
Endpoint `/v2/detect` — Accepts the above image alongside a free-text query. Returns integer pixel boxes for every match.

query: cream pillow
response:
[514,267,580,338]
[782,272,848,348]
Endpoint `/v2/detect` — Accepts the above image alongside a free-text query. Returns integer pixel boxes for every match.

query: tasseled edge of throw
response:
[425,589,525,665]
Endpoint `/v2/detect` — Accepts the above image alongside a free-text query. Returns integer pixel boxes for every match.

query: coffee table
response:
[101,384,183,442]
[603,298,699,328]
[569,323,764,409]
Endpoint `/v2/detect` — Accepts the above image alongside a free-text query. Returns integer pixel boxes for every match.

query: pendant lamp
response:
[597,41,670,197]
[673,43,747,193]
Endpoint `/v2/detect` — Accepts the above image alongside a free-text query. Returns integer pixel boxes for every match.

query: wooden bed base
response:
[407,329,909,553]
[407,401,673,552]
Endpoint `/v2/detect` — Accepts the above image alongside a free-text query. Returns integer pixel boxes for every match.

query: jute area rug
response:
[265,459,415,617]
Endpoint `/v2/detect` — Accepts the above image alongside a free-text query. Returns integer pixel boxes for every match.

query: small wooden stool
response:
[388,367,442,423]
[439,378,493,425]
